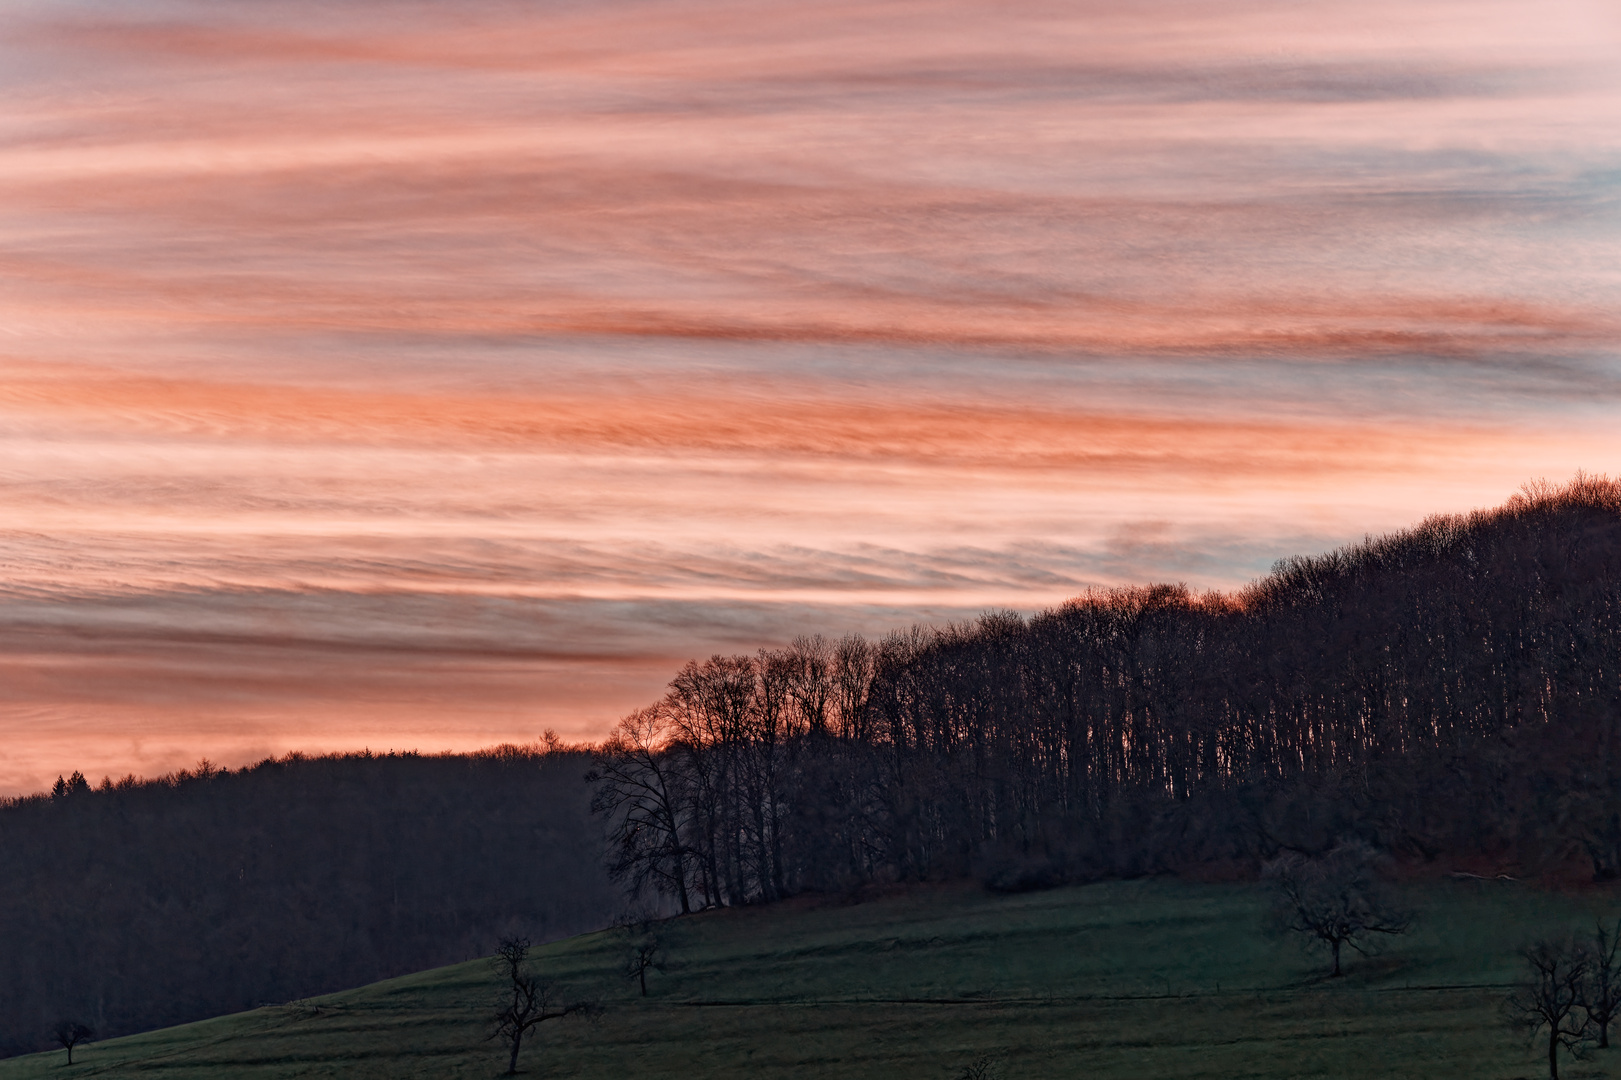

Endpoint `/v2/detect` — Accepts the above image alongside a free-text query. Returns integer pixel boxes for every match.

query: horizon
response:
[2,0,1618,795]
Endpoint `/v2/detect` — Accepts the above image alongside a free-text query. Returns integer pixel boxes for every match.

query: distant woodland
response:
[0,749,616,1057]
[5,476,1621,1054]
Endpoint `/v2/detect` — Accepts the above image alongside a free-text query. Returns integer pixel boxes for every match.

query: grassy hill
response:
[5,877,1620,1079]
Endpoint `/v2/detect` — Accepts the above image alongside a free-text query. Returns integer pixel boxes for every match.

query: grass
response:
[5,877,1621,1078]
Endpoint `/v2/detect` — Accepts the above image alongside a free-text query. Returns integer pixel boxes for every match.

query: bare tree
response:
[1264,844,1411,977]
[489,937,592,1076]
[1583,919,1621,1049]
[1507,937,1594,1080]
[588,708,694,914]
[624,933,666,997]
[832,633,874,741]
[668,655,759,907]
[787,635,833,734]
[53,1021,92,1065]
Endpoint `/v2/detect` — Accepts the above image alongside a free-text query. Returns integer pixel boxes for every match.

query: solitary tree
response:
[53,1021,92,1065]
[624,933,666,997]
[1507,937,1594,1080]
[489,937,592,1075]
[1264,843,1412,977]
[1583,919,1621,1049]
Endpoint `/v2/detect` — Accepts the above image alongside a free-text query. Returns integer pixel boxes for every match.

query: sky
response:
[0,0,1617,794]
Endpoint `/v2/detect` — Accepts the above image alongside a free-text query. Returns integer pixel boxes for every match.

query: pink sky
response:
[1,0,1618,793]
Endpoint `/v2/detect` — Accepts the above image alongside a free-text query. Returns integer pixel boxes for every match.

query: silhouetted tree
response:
[489,937,591,1076]
[589,709,695,913]
[1583,919,1621,1049]
[1508,937,1594,1080]
[50,772,89,800]
[1265,844,1411,977]
[53,1021,92,1064]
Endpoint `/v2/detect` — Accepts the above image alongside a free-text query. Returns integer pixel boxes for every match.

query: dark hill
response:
[0,747,617,1057]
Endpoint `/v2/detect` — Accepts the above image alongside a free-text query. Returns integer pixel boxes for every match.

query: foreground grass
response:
[5,877,1621,1078]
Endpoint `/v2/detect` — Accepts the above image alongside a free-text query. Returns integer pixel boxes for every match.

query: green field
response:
[5,877,1621,1079]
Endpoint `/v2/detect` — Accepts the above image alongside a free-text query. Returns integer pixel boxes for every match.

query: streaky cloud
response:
[0,0,1616,793]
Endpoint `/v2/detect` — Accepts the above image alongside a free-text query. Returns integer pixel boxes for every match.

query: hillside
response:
[0,748,617,1056]
[3,878,1619,1079]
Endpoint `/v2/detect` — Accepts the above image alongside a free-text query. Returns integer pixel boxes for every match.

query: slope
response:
[3,877,1619,1079]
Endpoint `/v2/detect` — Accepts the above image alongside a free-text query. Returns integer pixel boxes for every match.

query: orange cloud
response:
[0,358,1551,478]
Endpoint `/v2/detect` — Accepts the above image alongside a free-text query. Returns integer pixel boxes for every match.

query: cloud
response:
[0,0,1616,791]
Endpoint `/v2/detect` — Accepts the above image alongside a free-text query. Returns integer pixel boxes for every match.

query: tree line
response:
[591,475,1621,908]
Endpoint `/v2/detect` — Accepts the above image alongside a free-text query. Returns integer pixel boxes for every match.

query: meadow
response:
[4,877,1617,1079]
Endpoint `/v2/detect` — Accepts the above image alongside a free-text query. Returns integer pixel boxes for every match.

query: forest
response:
[589,476,1621,906]
[0,747,616,1057]
[4,475,1619,1055]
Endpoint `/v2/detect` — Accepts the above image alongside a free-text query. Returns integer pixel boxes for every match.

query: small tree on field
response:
[1582,919,1621,1049]
[1507,937,1594,1080]
[489,937,593,1076]
[624,933,666,997]
[1264,843,1412,977]
[53,1021,92,1065]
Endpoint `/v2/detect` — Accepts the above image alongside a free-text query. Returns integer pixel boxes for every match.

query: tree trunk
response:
[1331,938,1342,977]
[672,844,691,914]
[639,967,648,996]
[1549,1028,1560,1080]
[1602,1019,1610,1049]
[769,798,787,898]
[751,795,774,902]
[507,1028,524,1076]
